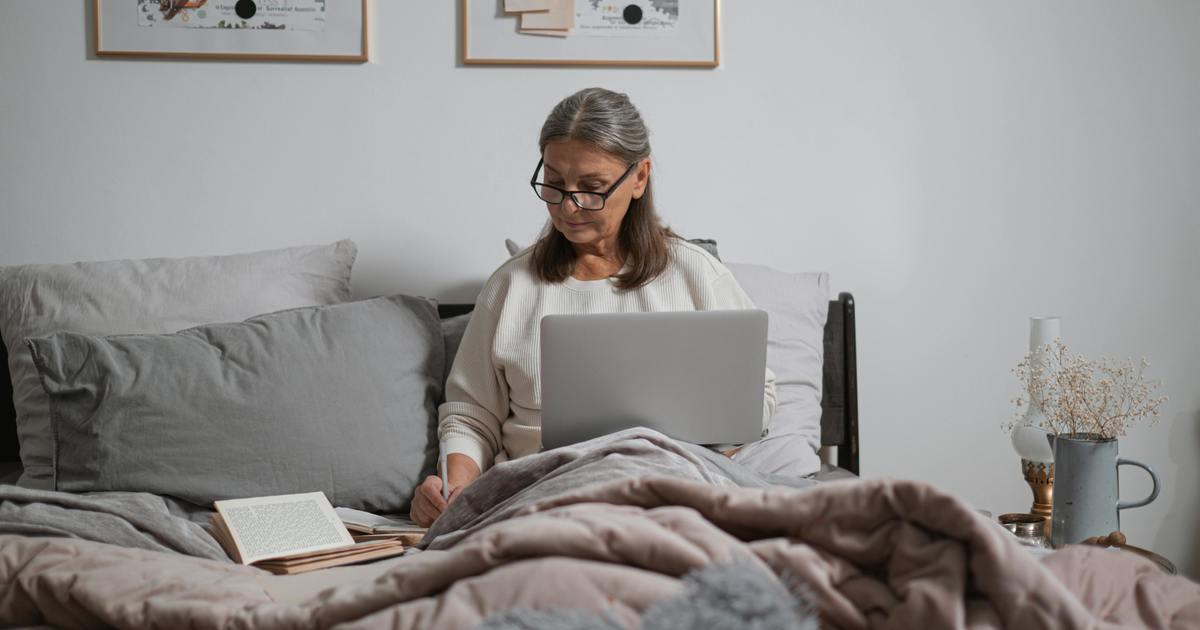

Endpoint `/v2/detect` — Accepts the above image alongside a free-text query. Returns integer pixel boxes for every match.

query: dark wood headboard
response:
[0,294,858,477]
[820,293,859,474]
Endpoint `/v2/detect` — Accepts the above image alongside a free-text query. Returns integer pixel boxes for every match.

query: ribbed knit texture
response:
[438,239,776,472]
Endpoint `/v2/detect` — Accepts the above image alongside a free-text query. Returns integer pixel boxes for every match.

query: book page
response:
[259,539,403,565]
[215,492,354,565]
[335,507,427,534]
[254,541,406,575]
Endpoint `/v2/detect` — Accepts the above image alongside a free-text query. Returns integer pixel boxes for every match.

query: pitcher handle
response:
[1117,458,1160,510]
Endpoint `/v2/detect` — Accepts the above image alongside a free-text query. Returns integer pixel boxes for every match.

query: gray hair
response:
[538,88,651,163]
[532,88,674,291]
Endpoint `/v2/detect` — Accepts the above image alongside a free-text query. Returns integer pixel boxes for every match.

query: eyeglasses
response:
[530,158,639,211]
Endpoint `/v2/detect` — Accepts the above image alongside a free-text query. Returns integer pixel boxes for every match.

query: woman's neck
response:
[571,240,623,281]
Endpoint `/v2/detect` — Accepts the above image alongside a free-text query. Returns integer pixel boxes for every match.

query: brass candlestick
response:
[1021,459,1054,540]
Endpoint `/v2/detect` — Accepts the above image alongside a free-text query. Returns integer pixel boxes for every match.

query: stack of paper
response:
[505,0,574,38]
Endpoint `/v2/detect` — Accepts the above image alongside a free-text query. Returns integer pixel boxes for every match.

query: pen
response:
[439,442,450,502]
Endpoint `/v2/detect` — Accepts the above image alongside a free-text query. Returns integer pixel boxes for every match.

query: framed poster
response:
[94,1,368,62]
[462,0,720,67]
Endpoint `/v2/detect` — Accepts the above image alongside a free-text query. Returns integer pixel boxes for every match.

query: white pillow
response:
[726,264,829,478]
[0,240,357,488]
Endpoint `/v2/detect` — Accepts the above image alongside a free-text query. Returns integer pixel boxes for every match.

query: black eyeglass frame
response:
[529,158,640,211]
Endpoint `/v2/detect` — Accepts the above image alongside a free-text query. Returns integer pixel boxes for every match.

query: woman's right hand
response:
[410,475,456,527]
[410,453,481,527]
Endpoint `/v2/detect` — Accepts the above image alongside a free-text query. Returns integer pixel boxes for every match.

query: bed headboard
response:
[0,293,859,477]
[820,293,859,475]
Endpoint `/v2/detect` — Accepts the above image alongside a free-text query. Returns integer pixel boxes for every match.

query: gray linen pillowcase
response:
[0,239,357,488]
[27,295,443,513]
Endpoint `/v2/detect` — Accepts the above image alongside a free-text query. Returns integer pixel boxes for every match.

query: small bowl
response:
[998,513,1046,546]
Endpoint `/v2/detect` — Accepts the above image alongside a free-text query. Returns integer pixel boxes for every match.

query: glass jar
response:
[999,513,1047,548]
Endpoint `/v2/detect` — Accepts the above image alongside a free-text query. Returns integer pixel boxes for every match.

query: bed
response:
[1,244,1197,629]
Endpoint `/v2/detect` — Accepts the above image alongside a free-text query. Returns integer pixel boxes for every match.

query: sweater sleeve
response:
[437,302,509,472]
[710,271,778,432]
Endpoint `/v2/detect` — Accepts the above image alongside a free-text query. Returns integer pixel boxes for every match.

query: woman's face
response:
[540,138,649,252]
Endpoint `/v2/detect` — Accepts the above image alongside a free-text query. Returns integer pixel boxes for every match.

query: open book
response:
[210,492,407,575]
[335,507,429,546]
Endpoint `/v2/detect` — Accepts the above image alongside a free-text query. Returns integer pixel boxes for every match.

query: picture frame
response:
[94,0,368,62]
[462,0,720,68]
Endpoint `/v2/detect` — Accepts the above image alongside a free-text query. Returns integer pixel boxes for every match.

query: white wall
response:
[3,1,1198,576]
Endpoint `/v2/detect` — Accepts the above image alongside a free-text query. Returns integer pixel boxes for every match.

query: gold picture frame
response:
[462,0,720,68]
[94,0,368,62]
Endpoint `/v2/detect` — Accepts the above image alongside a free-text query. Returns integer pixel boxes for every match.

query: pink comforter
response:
[3,476,1197,629]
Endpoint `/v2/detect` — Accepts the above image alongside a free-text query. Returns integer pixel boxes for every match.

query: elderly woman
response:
[410,88,775,526]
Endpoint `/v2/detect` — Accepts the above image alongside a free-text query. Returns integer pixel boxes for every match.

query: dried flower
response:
[1005,340,1167,439]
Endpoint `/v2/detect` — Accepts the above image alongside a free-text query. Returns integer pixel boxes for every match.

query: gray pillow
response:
[686,238,720,260]
[27,295,443,513]
[0,240,357,488]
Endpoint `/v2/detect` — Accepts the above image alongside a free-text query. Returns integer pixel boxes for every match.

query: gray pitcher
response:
[1049,432,1160,548]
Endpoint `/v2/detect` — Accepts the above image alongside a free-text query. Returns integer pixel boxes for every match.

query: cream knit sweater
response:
[438,239,776,473]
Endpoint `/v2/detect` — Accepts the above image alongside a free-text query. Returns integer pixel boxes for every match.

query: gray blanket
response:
[424,428,814,550]
[0,429,809,560]
[0,484,227,561]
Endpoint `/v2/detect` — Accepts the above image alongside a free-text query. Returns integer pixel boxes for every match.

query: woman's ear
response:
[632,159,651,199]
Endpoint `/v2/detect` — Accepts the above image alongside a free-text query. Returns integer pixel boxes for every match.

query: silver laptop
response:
[540,309,768,449]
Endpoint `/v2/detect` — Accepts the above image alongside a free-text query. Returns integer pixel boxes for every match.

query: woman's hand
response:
[411,476,462,527]
[410,453,481,527]
[721,445,743,459]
